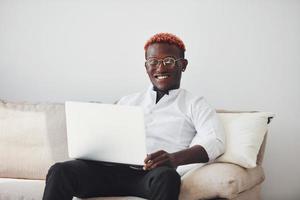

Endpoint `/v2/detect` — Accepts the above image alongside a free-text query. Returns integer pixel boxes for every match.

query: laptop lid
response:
[65,101,147,166]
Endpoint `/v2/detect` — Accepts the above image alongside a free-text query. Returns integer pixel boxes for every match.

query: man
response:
[43,33,225,200]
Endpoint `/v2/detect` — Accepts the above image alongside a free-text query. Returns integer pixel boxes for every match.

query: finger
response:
[144,154,151,164]
[144,150,164,163]
[149,158,170,169]
[144,155,155,164]
[151,150,165,157]
[143,165,148,171]
[151,152,168,164]
[144,161,155,170]
[143,157,155,170]
[145,154,168,169]
[143,164,150,171]
[144,159,155,170]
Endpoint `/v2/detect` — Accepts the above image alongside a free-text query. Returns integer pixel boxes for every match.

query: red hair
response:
[144,33,186,52]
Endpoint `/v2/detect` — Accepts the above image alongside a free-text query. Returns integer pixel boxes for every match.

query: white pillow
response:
[216,112,274,168]
[0,100,70,180]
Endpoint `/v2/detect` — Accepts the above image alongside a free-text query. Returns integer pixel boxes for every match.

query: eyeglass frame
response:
[145,57,185,70]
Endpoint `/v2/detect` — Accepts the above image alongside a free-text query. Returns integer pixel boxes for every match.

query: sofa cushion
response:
[179,162,265,199]
[216,112,274,168]
[76,197,145,200]
[0,100,70,180]
[0,178,145,200]
[0,178,45,200]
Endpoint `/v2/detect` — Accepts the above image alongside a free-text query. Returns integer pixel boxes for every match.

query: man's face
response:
[145,43,188,92]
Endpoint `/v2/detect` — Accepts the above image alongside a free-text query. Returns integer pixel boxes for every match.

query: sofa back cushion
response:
[0,100,69,180]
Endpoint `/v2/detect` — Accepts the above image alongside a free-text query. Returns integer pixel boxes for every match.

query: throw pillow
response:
[0,100,70,180]
[216,112,274,168]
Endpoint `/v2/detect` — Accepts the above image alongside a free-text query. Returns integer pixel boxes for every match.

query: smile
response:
[154,74,170,80]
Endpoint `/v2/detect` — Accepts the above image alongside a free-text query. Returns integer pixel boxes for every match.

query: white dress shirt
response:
[117,86,225,175]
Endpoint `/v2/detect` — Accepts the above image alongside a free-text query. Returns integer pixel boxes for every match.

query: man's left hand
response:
[143,150,178,170]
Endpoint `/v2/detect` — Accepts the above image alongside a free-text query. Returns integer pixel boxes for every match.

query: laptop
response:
[65,101,147,168]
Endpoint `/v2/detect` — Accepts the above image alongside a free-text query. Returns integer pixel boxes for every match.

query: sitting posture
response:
[43,33,225,200]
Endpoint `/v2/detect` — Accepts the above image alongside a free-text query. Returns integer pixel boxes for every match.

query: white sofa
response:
[0,100,273,200]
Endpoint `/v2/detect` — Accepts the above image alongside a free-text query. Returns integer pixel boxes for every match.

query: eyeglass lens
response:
[146,57,176,68]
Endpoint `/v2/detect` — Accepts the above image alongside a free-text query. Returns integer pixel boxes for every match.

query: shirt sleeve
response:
[189,97,226,161]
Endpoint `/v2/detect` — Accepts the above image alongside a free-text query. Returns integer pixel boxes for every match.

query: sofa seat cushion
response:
[75,197,145,200]
[0,178,145,200]
[0,178,45,200]
[179,163,265,200]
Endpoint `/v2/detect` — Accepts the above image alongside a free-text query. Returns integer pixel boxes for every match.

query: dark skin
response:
[143,43,209,170]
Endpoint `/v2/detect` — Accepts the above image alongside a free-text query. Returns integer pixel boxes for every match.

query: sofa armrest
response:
[179,163,265,200]
[256,133,267,166]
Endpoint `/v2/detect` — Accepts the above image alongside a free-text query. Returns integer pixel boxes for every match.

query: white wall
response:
[0,0,299,199]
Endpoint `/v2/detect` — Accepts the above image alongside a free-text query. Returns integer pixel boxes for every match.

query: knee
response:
[46,162,70,181]
[48,162,66,173]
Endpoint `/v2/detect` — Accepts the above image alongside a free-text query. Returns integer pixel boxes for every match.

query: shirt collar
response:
[147,84,181,97]
[153,86,169,95]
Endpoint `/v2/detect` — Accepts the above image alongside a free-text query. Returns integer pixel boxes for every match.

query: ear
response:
[181,59,188,72]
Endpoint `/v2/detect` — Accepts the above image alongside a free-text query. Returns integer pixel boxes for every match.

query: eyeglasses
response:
[145,57,184,70]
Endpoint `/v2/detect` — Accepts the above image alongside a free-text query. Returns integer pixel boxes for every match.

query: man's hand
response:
[143,150,178,170]
[143,145,209,171]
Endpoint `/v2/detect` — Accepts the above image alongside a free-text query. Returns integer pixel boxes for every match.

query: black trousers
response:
[42,159,181,200]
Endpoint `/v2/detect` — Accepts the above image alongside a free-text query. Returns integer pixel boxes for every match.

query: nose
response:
[156,61,165,71]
